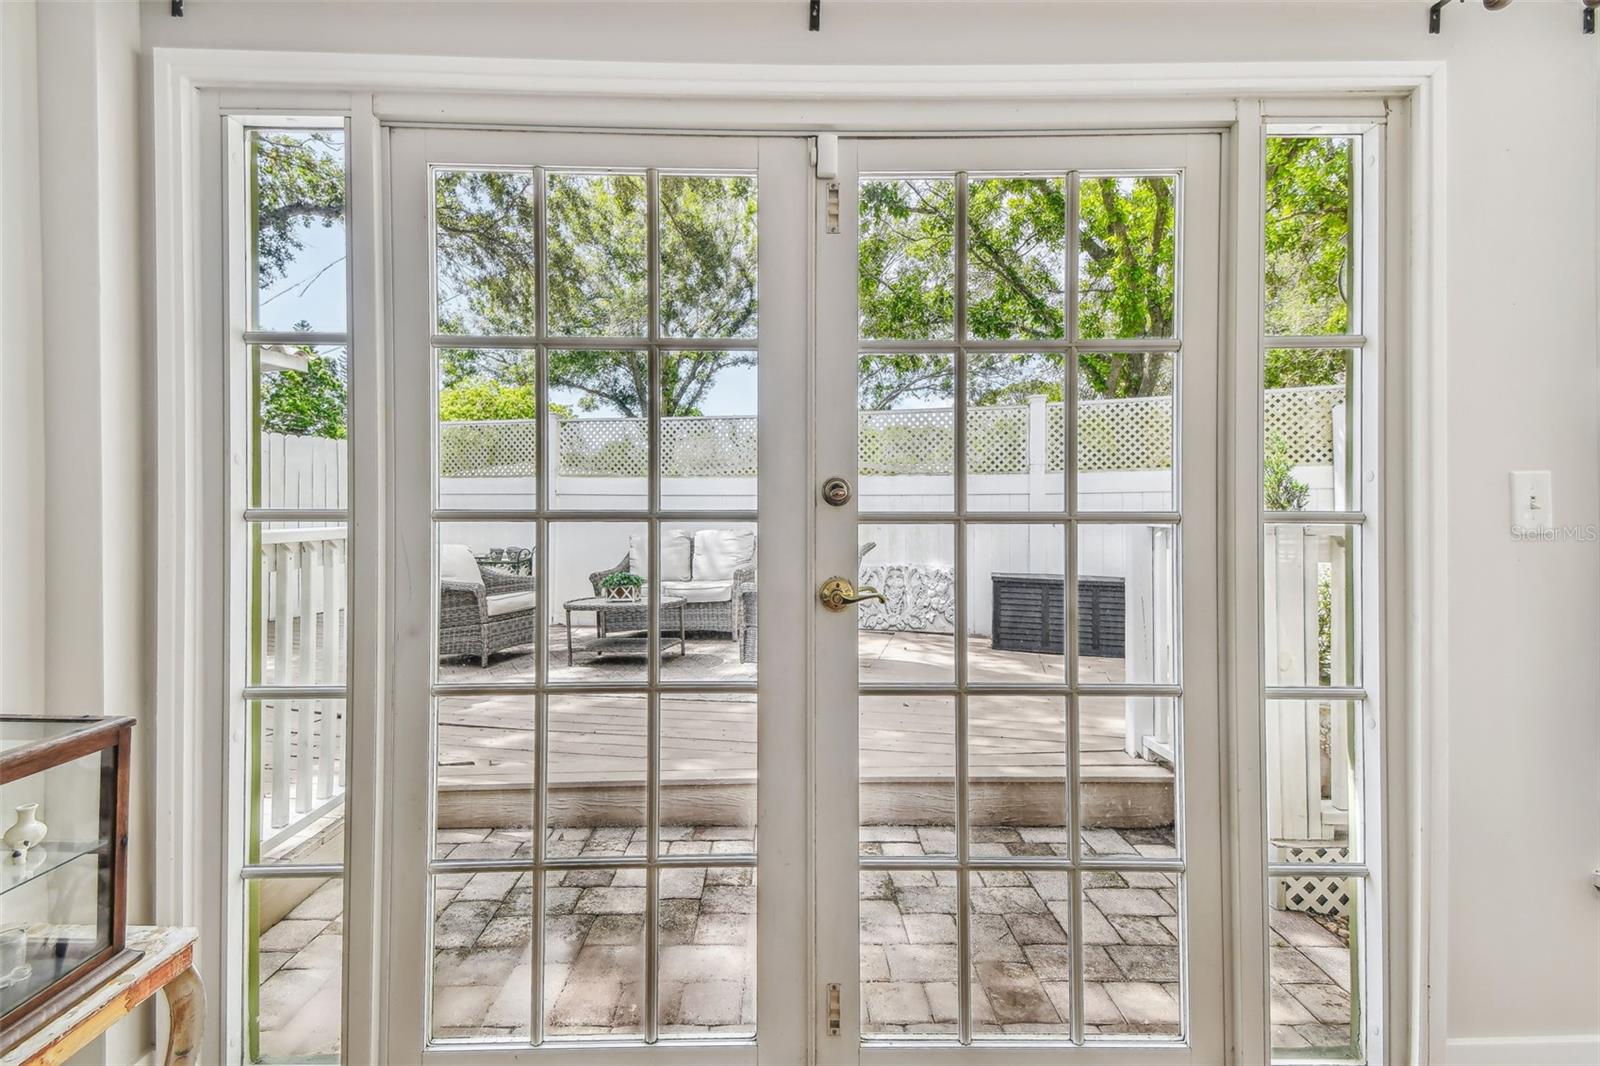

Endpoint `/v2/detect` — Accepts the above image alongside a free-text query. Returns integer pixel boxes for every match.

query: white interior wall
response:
[0,0,1591,1062]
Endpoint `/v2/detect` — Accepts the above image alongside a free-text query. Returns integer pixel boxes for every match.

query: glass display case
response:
[0,715,135,1052]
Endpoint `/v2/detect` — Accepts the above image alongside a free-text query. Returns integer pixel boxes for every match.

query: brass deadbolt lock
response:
[821,476,852,506]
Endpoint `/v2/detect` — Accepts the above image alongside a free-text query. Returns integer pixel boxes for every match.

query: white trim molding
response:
[1444,1035,1600,1066]
[150,49,1447,1065]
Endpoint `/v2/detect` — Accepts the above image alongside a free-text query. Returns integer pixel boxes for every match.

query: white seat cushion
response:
[439,544,483,587]
[661,579,734,604]
[485,590,536,617]
[692,528,755,581]
[628,529,693,582]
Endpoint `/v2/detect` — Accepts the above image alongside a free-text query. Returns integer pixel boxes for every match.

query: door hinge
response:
[825,182,840,234]
[826,981,841,1035]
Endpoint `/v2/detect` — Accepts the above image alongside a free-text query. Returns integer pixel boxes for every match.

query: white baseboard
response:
[1444,1035,1600,1066]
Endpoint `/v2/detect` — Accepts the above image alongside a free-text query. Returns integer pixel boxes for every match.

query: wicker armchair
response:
[440,563,536,667]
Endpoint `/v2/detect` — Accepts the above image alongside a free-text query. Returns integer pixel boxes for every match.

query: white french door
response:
[383,125,1223,1063]
[814,134,1224,1063]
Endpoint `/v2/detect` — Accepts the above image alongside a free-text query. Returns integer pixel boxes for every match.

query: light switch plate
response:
[1510,470,1553,532]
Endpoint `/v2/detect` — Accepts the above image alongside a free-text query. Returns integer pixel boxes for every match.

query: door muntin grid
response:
[425,160,761,1047]
[855,167,1190,1046]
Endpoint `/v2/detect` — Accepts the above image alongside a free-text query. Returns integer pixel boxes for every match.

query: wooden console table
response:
[3,927,202,1066]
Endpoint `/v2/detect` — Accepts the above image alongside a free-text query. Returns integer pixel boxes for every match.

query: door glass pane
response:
[250,521,348,687]
[437,348,538,511]
[859,177,956,342]
[431,871,533,1042]
[858,353,956,511]
[1077,524,1177,685]
[970,869,1072,1036]
[250,876,343,1061]
[660,353,757,512]
[969,696,1067,853]
[966,177,1066,341]
[967,524,1066,684]
[434,168,538,337]
[549,351,649,511]
[1077,175,1178,340]
[251,128,345,333]
[546,695,648,852]
[859,524,955,684]
[658,867,758,1037]
[1264,524,1359,688]
[1265,137,1355,337]
[660,175,758,339]
[435,695,535,853]
[436,521,537,685]
[250,698,346,865]
[656,522,757,683]
[660,694,757,851]
[1078,696,1178,860]
[966,352,1066,514]
[860,696,956,858]
[253,344,348,510]
[1083,871,1184,1040]
[546,172,648,338]
[1267,699,1362,864]
[1265,349,1360,512]
[860,869,961,1038]
[1077,352,1175,513]
[543,867,645,1039]
[1269,876,1361,1059]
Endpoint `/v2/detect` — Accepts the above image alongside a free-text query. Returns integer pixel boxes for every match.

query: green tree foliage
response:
[259,349,347,440]
[1263,432,1311,511]
[1265,137,1354,344]
[251,132,345,289]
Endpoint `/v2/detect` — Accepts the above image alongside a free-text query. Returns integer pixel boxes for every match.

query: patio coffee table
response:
[563,594,687,665]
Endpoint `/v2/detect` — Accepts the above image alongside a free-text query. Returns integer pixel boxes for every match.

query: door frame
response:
[154,52,1441,1066]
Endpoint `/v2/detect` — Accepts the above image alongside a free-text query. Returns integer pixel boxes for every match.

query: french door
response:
[385,126,1222,1063]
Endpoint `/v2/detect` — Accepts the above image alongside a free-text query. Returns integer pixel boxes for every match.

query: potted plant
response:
[599,571,645,601]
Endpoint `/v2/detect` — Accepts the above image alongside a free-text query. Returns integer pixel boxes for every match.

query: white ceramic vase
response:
[3,803,47,863]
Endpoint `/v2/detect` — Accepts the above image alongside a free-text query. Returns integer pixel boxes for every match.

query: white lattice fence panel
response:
[558,418,649,477]
[1274,843,1353,917]
[438,420,537,477]
[1078,395,1174,472]
[858,408,955,475]
[1265,385,1344,465]
[964,406,1028,474]
[661,416,758,477]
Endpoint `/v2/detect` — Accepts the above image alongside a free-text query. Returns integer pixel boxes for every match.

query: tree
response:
[259,345,347,440]
[252,132,345,291]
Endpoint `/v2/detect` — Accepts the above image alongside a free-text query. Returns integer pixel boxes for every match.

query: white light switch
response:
[1510,470,1553,532]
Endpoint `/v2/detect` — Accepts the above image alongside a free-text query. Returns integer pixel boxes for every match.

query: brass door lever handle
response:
[819,576,887,612]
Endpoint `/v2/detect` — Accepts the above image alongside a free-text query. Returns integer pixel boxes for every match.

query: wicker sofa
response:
[588,528,755,640]
[439,544,536,666]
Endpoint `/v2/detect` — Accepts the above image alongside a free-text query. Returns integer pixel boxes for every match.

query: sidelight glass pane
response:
[858,523,956,684]
[436,348,538,510]
[431,871,533,1042]
[1082,871,1184,1040]
[250,520,348,687]
[1269,876,1361,1060]
[969,870,1072,1036]
[434,695,535,851]
[968,696,1068,854]
[859,177,956,342]
[1265,136,1355,337]
[250,699,347,866]
[251,128,346,334]
[252,344,348,510]
[659,694,757,852]
[546,172,648,338]
[966,352,1066,513]
[1077,523,1178,685]
[967,524,1066,684]
[1267,699,1362,865]
[1078,696,1179,862]
[249,876,343,1061]
[433,168,538,336]
[967,176,1067,341]
[549,521,648,683]
[860,696,956,859]
[546,695,648,853]
[860,869,960,1038]
[1264,349,1360,512]
[658,867,758,1037]
[858,353,956,512]
[660,174,758,339]
[1264,524,1359,688]
[548,351,650,511]
[543,868,645,1039]
[1078,352,1176,512]
[436,521,537,684]
[1077,175,1178,340]
[660,353,757,512]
